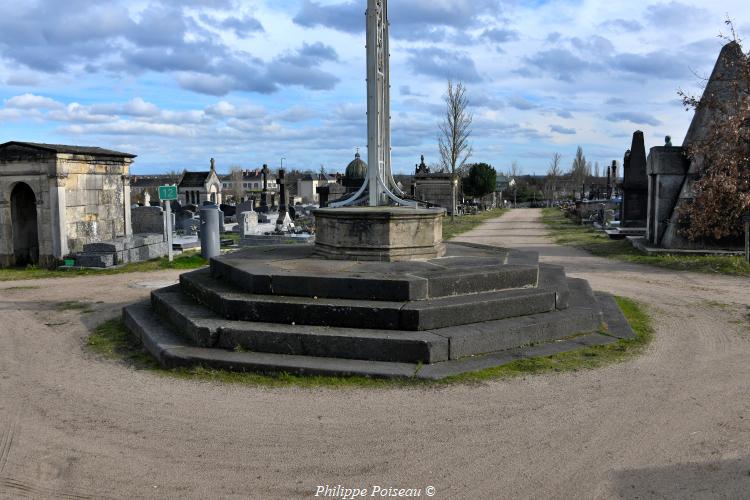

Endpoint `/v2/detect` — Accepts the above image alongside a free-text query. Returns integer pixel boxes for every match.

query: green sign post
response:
[159,185,178,201]
[159,185,177,262]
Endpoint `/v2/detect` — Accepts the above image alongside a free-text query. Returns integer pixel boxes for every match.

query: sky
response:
[0,0,748,176]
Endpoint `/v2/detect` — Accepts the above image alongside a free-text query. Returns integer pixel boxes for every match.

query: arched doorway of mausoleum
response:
[10,182,39,266]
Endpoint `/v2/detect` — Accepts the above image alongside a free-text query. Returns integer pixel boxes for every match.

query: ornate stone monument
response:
[313,0,445,261]
[122,0,633,379]
[620,131,648,228]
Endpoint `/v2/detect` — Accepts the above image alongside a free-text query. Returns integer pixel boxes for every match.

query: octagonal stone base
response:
[313,207,446,261]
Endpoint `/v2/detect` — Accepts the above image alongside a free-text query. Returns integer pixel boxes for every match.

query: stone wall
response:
[61,155,129,253]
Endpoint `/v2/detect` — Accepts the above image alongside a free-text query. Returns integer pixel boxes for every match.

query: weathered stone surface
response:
[646,146,689,245]
[238,211,258,237]
[122,240,634,379]
[621,130,649,228]
[131,206,164,234]
[75,252,115,268]
[313,207,446,261]
[209,242,536,301]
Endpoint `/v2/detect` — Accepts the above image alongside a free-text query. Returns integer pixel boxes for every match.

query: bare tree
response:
[570,146,588,189]
[438,80,473,177]
[547,153,562,203]
[229,166,245,202]
[164,169,181,185]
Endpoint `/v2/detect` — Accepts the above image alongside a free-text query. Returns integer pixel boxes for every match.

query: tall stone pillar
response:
[122,174,133,237]
[49,173,69,258]
[0,195,11,266]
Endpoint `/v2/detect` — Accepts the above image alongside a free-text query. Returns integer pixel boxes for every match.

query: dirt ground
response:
[1,208,749,499]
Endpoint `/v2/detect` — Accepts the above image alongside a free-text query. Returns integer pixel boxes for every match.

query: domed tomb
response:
[343,151,367,192]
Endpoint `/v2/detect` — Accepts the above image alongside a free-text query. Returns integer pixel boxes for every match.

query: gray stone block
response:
[75,252,115,268]
[151,285,225,347]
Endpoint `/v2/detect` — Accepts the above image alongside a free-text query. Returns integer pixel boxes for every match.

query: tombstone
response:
[143,191,151,206]
[176,210,197,233]
[220,204,236,217]
[258,164,270,213]
[236,200,255,216]
[275,212,293,232]
[131,206,165,234]
[646,144,689,245]
[239,211,258,237]
[317,185,330,208]
[276,169,288,229]
[620,131,648,227]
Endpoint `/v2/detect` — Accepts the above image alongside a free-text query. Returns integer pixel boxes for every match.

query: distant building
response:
[220,167,278,201]
[130,174,178,205]
[177,158,223,205]
[298,172,337,204]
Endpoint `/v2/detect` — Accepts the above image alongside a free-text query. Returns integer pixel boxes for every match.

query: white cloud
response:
[4,93,64,110]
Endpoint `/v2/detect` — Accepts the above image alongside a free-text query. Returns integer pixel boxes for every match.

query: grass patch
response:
[541,208,750,277]
[87,319,160,367]
[442,208,509,240]
[443,297,653,383]
[0,251,207,282]
[86,296,652,388]
[56,300,94,313]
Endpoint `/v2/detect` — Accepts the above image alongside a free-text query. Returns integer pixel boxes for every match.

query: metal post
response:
[199,204,220,260]
[744,214,750,263]
[166,200,173,262]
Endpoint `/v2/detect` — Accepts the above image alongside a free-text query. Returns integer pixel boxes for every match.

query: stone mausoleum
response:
[0,141,135,267]
[178,158,222,206]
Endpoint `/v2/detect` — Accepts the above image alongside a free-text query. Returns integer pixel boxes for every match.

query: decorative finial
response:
[210,158,215,171]
[355,147,360,158]
[665,135,672,146]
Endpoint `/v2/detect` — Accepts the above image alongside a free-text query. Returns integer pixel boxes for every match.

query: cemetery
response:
[1,1,750,498]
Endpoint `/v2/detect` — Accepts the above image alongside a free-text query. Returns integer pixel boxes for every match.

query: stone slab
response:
[75,252,115,268]
[124,302,418,378]
[210,242,536,302]
[151,285,227,347]
[182,269,559,331]
[594,292,636,340]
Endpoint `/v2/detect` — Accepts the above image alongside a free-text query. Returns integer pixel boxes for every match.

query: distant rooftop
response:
[0,141,136,158]
[179,171,211,188]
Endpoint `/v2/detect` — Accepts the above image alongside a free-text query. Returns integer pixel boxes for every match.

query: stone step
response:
[123,291,622,380]
[179,269,557,331]
[124,300,419,378]
[151,276,593,362]
[209,242,536,301]
[151,285,449,363]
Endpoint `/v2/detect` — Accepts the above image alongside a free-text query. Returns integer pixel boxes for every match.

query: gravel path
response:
[1,208,749,499]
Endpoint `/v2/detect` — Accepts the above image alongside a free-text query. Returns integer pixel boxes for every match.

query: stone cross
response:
[276,169,288,228]
[330,0,413,207]
[261,164,269,192]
